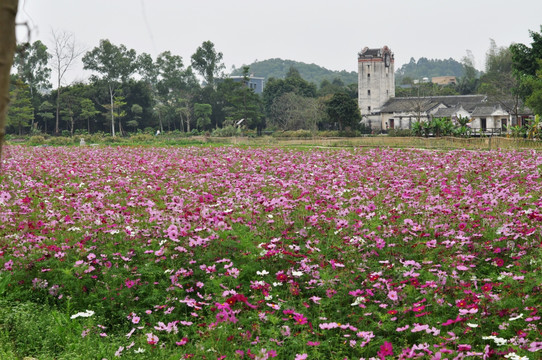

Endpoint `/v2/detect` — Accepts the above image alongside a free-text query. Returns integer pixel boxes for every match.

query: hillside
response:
[232,57,478,88]
[230,58,358,86]
[395,57,481,84]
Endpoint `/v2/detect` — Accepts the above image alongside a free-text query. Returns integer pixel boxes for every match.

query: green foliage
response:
[219,68,263,131]
[325,92,361,131]
[7,79,34,135]
[263,68,317,120]
[511,25,542,78]
[194,103,212,131]
[13,40,52,95]
[191,40,225,86]
[82,39,138,83]
[212,125,242,137]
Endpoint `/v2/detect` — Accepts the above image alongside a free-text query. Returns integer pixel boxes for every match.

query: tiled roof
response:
[471,105,503,116]
[381,95,488,114]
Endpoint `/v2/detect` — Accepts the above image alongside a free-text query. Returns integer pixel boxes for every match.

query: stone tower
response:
[358,46,395,127]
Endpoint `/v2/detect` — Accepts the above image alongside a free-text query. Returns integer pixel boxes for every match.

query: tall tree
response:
[82,39,137,136]
[191,41,225,86]
[7,79,34,135]
[511,26,542,118]
[457,50,479,95]
[0,0,18,160]
[80,98,99,134]
[510,26,542,77]
[13,40,52,97]
[220,66,263,130]
[13,40,51,130]
[37,100,55,133]
[194,103,212,131]
[478,40,521,120]
[51,30,83,135]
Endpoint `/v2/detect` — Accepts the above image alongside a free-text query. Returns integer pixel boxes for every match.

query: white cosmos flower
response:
[292,271,303,277]
[256,270,269,276]
[71,310,95,319]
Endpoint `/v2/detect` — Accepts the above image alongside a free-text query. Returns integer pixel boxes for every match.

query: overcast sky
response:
[15,0,542,85]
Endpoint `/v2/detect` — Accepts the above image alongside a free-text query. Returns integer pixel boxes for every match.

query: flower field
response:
[1,145,541,360]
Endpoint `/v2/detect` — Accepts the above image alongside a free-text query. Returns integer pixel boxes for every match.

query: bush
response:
[129,133,154,143]
[28,136,46,145]
[48,137,75,146]
[212,126,242,137]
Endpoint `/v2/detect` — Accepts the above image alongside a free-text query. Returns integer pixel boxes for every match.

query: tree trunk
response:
[0,0,18,162]
[109,84,115,137]
[55,82,62,135]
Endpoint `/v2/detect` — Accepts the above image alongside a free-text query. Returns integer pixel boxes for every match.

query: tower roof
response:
[358,46,393,60]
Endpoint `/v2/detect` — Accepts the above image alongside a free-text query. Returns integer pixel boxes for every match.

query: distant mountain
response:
[230,58,358,86]
[395,57,481,84]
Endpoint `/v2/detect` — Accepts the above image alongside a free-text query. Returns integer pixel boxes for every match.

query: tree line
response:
[6,38,362,137]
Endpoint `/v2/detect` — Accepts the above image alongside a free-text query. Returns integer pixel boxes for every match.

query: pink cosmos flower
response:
[176,337,188,346]
[388,290,398,301]
[295,354,308,360]
[146,333,159,345]
[293,313,308,325]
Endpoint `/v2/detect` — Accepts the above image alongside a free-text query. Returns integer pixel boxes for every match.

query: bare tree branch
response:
[51,29,84,134]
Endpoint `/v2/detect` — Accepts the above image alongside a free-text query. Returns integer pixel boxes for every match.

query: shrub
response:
[47,137,75,146]
[129,133,154,143]
[212,126,242,137]
[28,136,46,145]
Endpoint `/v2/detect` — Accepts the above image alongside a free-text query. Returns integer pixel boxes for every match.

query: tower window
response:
[367,90,371,96]
[368,106,371,111]
[367,73,370,80]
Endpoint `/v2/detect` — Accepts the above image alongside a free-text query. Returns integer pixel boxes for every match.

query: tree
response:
[13,40,51,130]
[194,103,212,131]
[82,39,138,136]
[523,60,542,117]
[511,26,542,118]
[510,26,542,78]
[80,98,99,134]
[7,79,34,135]
[126,104,142,132]
[220,66,263,130]
[51,30,83,135]
[13,40,52,97]
[457,51,479,95]
[478,40,521,122]
[326,92,361,131]
[37,100,55,133]
[191,41,225,86]
[269,92,320,131]
[263,67,317,119]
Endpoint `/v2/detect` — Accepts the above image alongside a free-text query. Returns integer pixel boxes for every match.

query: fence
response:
[222,136,542,151]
